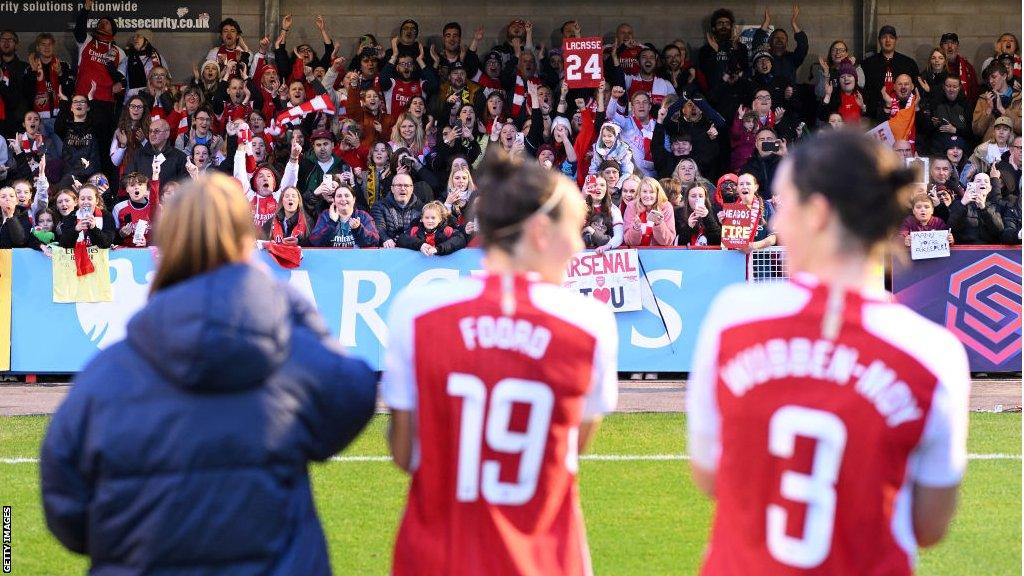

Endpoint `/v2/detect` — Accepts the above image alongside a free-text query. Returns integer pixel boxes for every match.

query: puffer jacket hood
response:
[127,262,294,392]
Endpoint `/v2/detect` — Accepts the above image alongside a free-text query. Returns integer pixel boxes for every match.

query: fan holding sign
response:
[563,36,604,88]
[721,173,777,252]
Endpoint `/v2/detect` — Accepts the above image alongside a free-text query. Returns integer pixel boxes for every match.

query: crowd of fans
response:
[0,3,1020,256]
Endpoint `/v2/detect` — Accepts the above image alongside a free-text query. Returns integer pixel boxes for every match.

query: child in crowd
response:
[900,191,953,246]
[589,122,635,177]
[397,200,466,256]
[112,172,153,247]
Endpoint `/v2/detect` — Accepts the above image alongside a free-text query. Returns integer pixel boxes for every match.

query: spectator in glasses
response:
[372,172,424,248]
[814,40,863,101]
[127,118,188,186]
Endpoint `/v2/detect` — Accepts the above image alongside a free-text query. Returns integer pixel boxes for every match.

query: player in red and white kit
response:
[382,154,618,576]
[687,130,970,576]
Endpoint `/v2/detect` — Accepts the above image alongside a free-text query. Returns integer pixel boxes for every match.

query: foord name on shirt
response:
[719,338,923,427]
[459,316,552,360]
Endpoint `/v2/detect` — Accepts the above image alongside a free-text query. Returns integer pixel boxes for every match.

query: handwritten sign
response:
[563,248,641,312]
[720,201,761,251]
[562,37,604,89]
[910,230,951,260]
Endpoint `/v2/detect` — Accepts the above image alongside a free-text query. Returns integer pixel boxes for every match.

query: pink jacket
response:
[623,200,676,246]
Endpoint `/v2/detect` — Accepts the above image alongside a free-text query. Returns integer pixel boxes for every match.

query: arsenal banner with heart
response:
[563,249,642,312]
[720,201,761,251]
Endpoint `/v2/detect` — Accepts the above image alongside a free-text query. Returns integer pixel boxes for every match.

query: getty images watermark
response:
[2,506,10,573]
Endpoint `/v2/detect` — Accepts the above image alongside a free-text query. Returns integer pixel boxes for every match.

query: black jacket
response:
[126,142,188,187]
[740,153,783,197]
[41,263,376,575]
[57,211,117,249]
[948,199,1004,244]
[370,193,424,245]
[397,221,467,255]
[0,212,27,248]
[675,207,722,246]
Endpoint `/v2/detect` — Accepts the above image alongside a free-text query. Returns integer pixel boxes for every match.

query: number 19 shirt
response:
[382,272,618,576]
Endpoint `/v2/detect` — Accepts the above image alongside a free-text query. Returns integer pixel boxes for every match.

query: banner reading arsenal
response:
[562,36,604,88]
[719,201,761,251]
[563,249,642,312]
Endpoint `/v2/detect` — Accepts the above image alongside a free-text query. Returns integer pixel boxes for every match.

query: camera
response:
[400,157,416,171]
[762,140,780,153]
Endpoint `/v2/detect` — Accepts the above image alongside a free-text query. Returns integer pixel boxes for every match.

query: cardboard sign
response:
[910,230,951,260]
[720,201,761,251]
[562,37,604,89]
[563,249,642,312]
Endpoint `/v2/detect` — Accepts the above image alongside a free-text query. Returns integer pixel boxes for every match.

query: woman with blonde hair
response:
[442,167,475,227]
[41,172,377,575]
[623,176,676,246]
[389,111,427,158]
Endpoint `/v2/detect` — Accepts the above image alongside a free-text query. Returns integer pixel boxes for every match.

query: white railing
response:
[747,246,789,283]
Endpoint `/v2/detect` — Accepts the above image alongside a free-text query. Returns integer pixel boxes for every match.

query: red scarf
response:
[637,210,654,246]
[74,208,104,276]
[271,211,307,241]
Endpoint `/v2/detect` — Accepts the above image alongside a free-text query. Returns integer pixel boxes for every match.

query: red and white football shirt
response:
[687,272,970,576]
[382,272,618,576]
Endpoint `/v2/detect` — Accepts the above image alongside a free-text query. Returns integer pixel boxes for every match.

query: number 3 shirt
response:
[687,272,970,575]
[382,272,618,576]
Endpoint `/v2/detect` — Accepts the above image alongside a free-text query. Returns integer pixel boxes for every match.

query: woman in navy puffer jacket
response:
[40,173,377,576]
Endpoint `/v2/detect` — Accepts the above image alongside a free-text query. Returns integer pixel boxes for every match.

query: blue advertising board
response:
[9,248,746,373]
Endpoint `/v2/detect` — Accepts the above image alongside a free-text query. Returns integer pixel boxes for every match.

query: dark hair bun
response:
[789,130,915,248]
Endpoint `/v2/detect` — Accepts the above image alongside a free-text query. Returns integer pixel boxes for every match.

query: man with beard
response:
[430,60,481,126]
[698,9,749,97]
[490,19,530,69]
[940,33,979,106]
[435,22,481,78]
[126,118,187,186]
[381,41,437,116]
[0,30,28,139]
[298,129,351,214]
[751,6,808,86]
[615,43,674,107]
[862,25,920,122]
[471,50,517,103]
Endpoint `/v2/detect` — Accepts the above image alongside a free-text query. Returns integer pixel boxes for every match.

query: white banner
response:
[563,249,642,312]
[910,230,951,260]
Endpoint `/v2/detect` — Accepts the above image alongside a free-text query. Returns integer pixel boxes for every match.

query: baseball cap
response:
[940,32,959,44]
[311,129,334,143]
[994,116,1014,129]
[939,133,965,151]
[753,50,772,63]
[878,25,897,39]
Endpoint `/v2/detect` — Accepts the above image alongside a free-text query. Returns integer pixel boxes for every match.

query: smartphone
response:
[762,140,781,153]
[514,132,525,146]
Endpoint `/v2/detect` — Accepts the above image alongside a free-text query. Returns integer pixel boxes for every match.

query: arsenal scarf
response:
[74,208,103,276]
[266,93,336,137]
[271,211,308,241]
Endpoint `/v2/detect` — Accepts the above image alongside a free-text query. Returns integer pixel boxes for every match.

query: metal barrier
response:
[747,246,789,283]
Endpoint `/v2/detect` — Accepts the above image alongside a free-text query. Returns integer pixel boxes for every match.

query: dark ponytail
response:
[789,130,916,249]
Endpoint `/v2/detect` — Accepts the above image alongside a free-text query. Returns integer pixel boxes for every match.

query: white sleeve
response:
[233,144,252,197]
[109,139,125,166]
[582,306,618,419]
[686,293,726,471]
[909,343,971,487]
[380,290,418,411]
[276,159,299,201]
[205,47,219,63]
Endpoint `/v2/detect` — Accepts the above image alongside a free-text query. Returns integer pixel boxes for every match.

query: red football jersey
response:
[687,273,970,575]
[382,272,618,576]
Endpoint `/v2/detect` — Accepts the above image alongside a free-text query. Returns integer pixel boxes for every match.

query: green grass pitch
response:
[0,413,1019,574]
